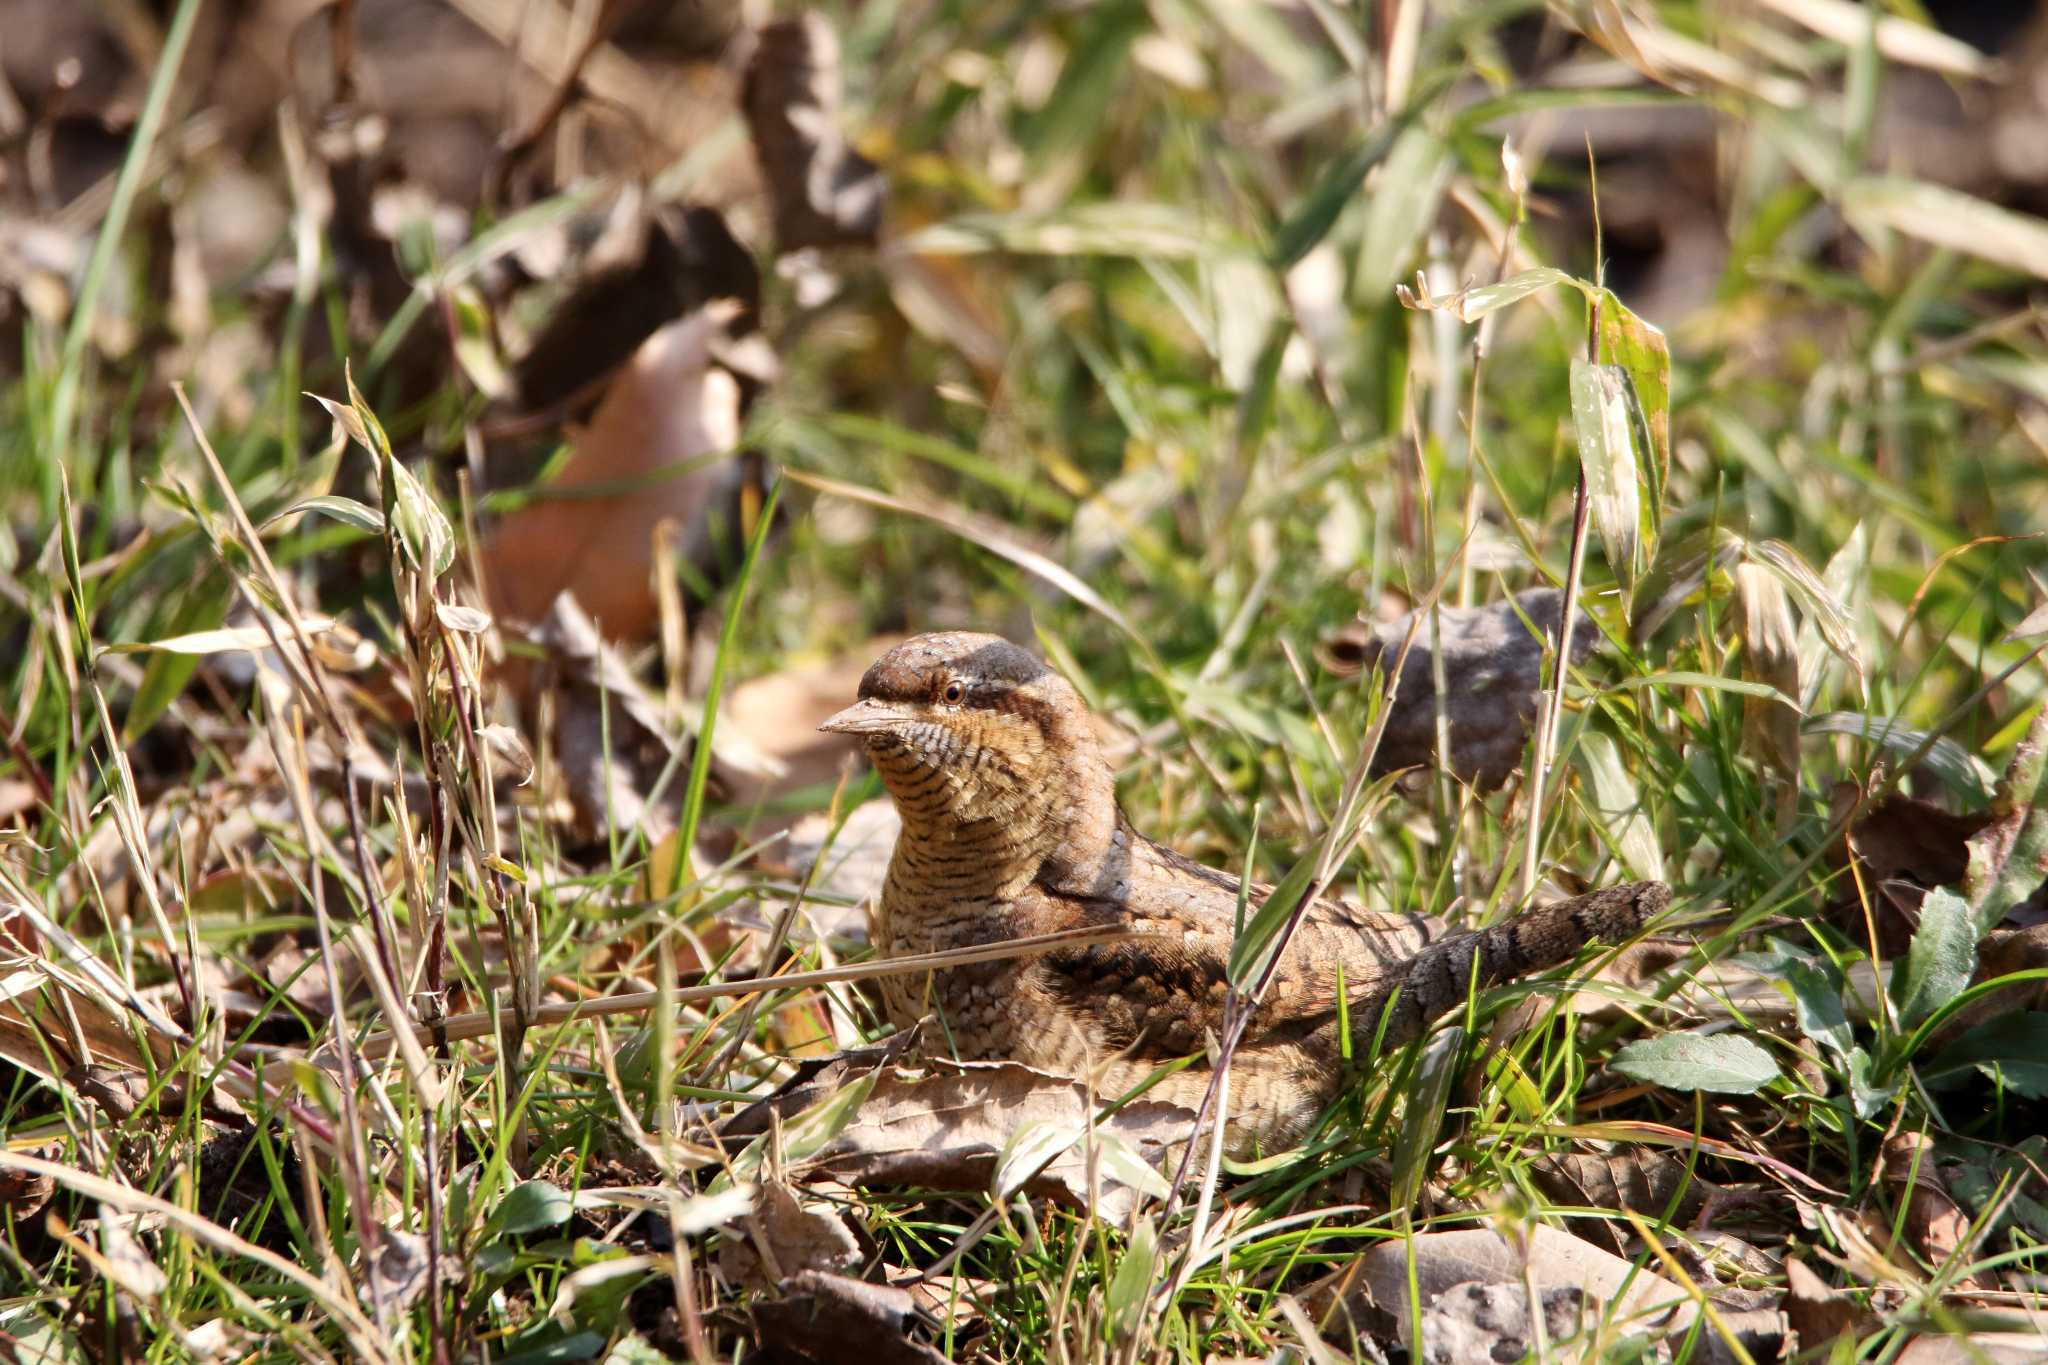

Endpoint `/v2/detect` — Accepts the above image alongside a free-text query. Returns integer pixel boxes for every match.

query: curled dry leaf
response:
[1525,1148,1711,1253]
[1880,1132,1985,1293]
[748,1269,949,1365]
[1301,1224,1701,1343]
[483,304,750,643]
[1735,561,1801,783]
[0,1143,58,1224]
[721,1179,861,1292]
[1320,588,1600,791]
[1415,1282,1595,1365]
[742,16,886,252]
[724,1037,1193,1224]
[513,592,783,841]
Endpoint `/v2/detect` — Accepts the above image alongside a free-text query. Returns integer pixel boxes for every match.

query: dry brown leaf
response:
[1830,785,1991,951]
[1881,1132,1985,1292]
[512,593,782,842]
[721,1179,861,1292]
[483,304,749,642]
[1319,588,1601,792]
[512,203,765,416]
[726,1039,1192,1224]
[774,799,901,944]
[1894,1333,2048,1364]
[1781,1255,1871,1353]
[1302,1224,1697,1341]
[747,1269,949,1365]
[741,16,886,252]
[1414,1282,1596,1364]
[1526,1148,1713,1252]
[1736,562,1801,785]
[0,1143,57,1224]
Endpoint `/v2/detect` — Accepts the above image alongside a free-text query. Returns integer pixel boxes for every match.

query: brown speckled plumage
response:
[821,632,1669,1154]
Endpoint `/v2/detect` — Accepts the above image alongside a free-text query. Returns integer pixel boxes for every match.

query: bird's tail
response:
[1347,880,1670,1056]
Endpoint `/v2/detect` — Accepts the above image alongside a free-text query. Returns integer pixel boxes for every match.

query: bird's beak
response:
[818,697,913,736]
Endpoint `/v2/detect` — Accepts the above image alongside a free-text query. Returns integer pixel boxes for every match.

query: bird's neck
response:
[876,733,1120,904]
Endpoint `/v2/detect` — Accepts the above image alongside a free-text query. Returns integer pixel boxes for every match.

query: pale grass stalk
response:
[0,1149,396,1365]
[352,922,1136,1057]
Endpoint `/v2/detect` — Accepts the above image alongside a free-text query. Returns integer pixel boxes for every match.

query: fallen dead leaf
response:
[1831,784,1993,952]
[748,1269,948,1365]
[721,1179,862,1292]
[774,799,902,943]
[725,1038,1192,1224]
[511,593,783,843]
[1302,1224,1700,1342]
[1415,1282,1595,1364]
[741,16,886,252]
[511,201,766,417]
[1319,588,1601,791]
[1525,1147,1713,1252]
[482,304,749,643]
[1881,1132,1985,1292]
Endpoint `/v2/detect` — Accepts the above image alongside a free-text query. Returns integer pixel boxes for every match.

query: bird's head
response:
[820,632,1105,837]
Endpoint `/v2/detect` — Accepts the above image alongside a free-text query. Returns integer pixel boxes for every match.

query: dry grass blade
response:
[788,469,1143,645]
[0,1150,395,1364]
[354,923,1135,1055]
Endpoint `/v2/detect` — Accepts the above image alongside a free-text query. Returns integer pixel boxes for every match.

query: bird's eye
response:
[941,680,965,704]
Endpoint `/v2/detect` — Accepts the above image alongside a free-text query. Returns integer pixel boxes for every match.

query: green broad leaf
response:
[723,1065,879,1187]
[1924,1012,2048,1099]
[1270,117,1405,268]
[1844,1046,1894,1120]
[1390,1026,1465,1216]
[1357,126,1452,301]
[1735,943,1857,1065]
[1569,360,1645,597]
[263,494,385,536]
[1892,887,1978,1031]
[1801,713,1995,804]
[494,1180,573,1237]
[1612,1031,1780,1094]
[1842,177,2048,282]
[1573,731,1665,883]
[1593,287,1671,507]
[386,458,456,580]
[1104,1215,1158,1342]
[1749,540,1865,687]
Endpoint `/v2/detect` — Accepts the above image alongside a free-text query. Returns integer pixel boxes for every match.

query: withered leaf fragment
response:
[748,1270,949,1365]
[1319,588,1601,791]
[742,17,887,251]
